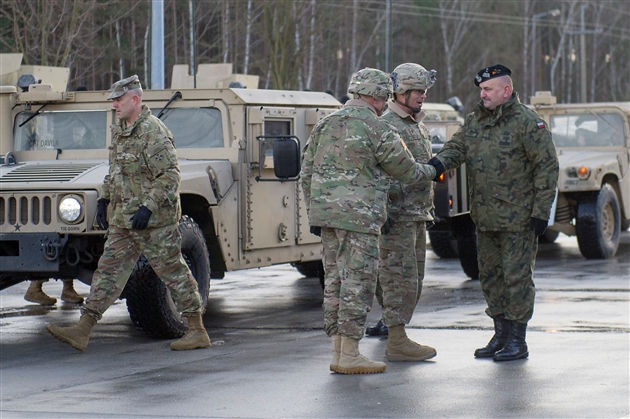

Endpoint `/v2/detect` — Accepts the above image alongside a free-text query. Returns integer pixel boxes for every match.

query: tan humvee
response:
[0,61,339,338]
[529,91,630,259]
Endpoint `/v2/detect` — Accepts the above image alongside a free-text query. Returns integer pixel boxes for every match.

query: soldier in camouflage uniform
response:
[429,65,559,361]
[369,63,438,362]
[47,76,211,352]
[301,68,436,374]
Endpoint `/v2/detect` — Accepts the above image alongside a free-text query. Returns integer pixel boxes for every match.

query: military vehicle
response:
[530,91,630,259]
[422,104,479,279]
[0,58,339,338]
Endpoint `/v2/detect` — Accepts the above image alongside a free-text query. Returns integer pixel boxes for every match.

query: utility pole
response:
[566,5,602,102]
[151,0,165,90]
[384,0,391,72]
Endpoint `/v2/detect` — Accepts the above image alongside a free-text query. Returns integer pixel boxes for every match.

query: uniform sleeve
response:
[300,134,316,211]
[523,118,559,220]
[434,121,468,170]
[141,129,181,214]
[100,136,117,201]
[373,125,436,184]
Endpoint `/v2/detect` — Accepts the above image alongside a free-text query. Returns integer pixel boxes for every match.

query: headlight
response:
[59,196,83,223]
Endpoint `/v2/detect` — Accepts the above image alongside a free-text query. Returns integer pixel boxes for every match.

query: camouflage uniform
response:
[301,98,436,339]
[378,100,434,327]
[83,104,202,320]
[434,92,558,323]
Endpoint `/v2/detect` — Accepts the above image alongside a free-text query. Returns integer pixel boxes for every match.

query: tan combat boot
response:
[61,280,84,304]
[24,280,57,305]
[329,334,341,372]
[47,315,97,351]
[336,336,386,374]
[170,313,211,351]
[386,325,437,362]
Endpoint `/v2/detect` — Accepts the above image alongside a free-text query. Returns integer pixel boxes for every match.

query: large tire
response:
[576,184,621,259]
[428,230,458,258]
[125,216,211,339]
[292,261,325,289]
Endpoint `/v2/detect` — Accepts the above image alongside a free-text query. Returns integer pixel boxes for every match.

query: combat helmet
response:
[390,63,436,94]
[348,68,393,100]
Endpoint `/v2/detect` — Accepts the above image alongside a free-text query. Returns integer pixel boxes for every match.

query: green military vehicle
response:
[0,59,338,338]
[530,91,630,259]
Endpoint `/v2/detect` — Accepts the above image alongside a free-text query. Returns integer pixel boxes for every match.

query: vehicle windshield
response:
[550,113,626,147]
[14,110,107,151]
[425,123,448,144]
[155,108,223,148]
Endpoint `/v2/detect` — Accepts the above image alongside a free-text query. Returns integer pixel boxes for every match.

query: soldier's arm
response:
[433,124,468,170]
[142,131,181,214]
[300,135,316,208]
[374,127,436,184]
[524,118,559,220]
[100,143,115,201]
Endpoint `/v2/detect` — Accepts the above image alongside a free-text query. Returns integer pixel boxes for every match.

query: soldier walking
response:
[301,68,437,374]
[47,76,211,352]
[429,65,559,361]
[370,63,438,362]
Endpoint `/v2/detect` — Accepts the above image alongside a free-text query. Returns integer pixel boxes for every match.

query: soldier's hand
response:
[310,226,322,237]
[529,217,548,236]
[381,215,394,235]
[96,198,110,230]
[427,157,445,182]
[131,206,152,230]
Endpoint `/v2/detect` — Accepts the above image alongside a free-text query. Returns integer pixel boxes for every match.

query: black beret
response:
[474,64,512,86]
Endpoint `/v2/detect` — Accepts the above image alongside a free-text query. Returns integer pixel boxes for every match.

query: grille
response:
[0,194,53,227]
[0,164,96,183]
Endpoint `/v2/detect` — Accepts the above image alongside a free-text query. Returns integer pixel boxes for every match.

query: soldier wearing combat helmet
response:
[365,63,438,363]
[301,67,437,374]
[47,75,211,352]
[429,64,559,361]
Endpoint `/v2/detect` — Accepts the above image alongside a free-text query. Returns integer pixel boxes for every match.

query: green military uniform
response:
[83,104,202,320]
[378,100,434,327]
[434,92,559,323]
[301,98,436,339]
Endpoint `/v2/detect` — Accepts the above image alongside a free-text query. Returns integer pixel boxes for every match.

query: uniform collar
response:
[386,100,425,122]
[474,92,520,124]
[345,98,378,115]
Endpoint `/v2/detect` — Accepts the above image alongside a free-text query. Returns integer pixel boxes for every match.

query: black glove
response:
[427,157,445,182]
[96,198,110,230]
[381,215,394,235]
[131,206,152,230]
[529,217,548,236]
[310,226,321,237]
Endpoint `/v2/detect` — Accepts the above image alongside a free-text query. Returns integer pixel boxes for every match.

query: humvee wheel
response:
[292,261,325,289]
[428,230,458,258]
[576,184,621,259]
[125,216,211,339]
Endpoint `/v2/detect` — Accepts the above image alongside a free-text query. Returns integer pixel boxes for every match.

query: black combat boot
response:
[365,319,388,336]
[493,321,529,362]
[474,315,510,358]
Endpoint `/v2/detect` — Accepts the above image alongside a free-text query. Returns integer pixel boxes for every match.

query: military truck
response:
[0,60,339,339]
[422,104,479,279]
[529,91,630,259]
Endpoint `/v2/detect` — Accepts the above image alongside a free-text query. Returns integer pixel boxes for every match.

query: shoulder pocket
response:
[145,143,174,171]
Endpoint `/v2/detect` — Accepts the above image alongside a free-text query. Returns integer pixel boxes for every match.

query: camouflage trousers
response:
[321,228,379,339]
[376,220,426,327]
[477,230,538,324]
[82,224,203,320]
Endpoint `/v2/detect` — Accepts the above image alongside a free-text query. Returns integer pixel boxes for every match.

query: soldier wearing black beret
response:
[428,64,559,362]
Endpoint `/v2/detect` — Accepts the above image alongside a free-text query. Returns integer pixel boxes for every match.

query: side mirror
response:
[273,137,300,179]
[255,135,301,182]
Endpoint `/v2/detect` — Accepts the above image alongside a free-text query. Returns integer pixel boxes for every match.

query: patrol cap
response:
[474,64,511,87]
[107,75,142,99]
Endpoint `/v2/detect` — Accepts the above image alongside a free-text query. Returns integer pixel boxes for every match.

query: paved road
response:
[1,233,628,418]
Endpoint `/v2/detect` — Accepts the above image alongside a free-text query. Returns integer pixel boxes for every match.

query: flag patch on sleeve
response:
[537,121,545,129]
